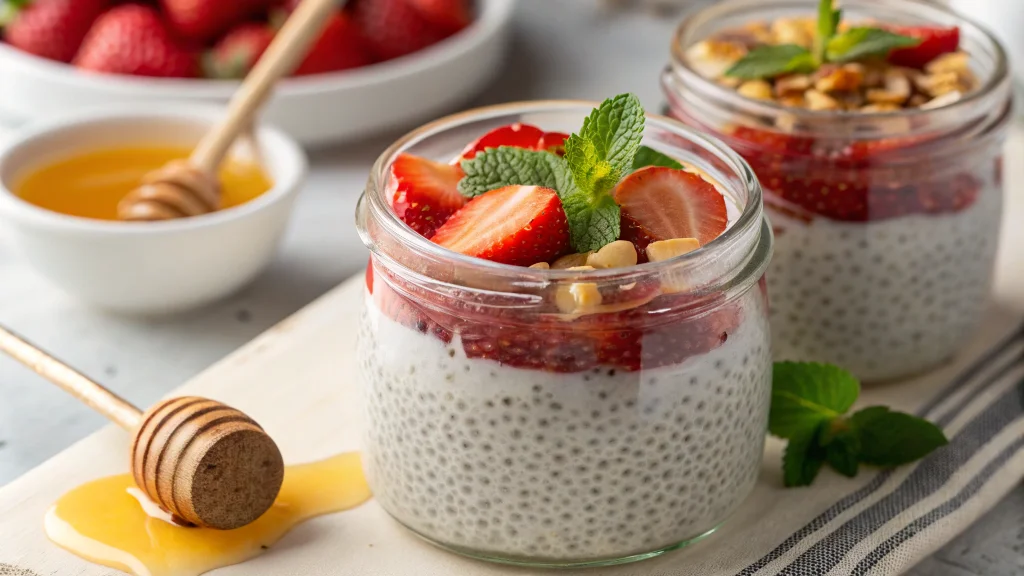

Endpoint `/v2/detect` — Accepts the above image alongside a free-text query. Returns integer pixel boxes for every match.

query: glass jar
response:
[662,0,1013,382]
[355,101,774,567]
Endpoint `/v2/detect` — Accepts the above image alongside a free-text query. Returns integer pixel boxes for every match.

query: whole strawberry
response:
[74,4,197,78]
[203,23,274,79]
[293,13,372,75]
[2,0,108,63]
[352,0,447,61]
[159,0,269,44]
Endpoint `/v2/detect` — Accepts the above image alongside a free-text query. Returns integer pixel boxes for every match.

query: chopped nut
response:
[646,238,701,262]
[529,262,550,269]
[552,252,592,269]
[777,96,806,111]
[586,240,638,269]
[737,79,774,100]
[866,68,911,104]
[805,89,840,111]
[685,40,747,79]
[925,52,969,75]
[554,267,601,314]
[914,71,961,97]
[771,17,814,48]
[834,91,866,110]
[717,76,742,89]
[861,63,888,88]
[908,94,930,107]
[775,74,813,97]
[815,63,865,93]
[920,90,963,110]
[860,103,901,113]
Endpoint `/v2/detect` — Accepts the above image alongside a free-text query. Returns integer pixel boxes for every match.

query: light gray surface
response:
[0,1,1020,574]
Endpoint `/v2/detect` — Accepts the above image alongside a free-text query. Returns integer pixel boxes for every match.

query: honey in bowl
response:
[14,146,272,221]
[45,452,371,576]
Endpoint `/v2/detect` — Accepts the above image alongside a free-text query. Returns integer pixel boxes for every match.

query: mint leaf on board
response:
[851,407,949,467]
[783,425,827,487]
[770,362,860,440]
[458,146,575,198]
[827,27,920,62]
[822,420,861,478]
[577,93,646,177]
[814,0,842,63]
[632,145,684,171]
[724,45,817,80]
[561,193,620,254]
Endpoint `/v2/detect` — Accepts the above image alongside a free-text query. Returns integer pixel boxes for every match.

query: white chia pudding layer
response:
[768,181,1001,382]
[358,291,772,562]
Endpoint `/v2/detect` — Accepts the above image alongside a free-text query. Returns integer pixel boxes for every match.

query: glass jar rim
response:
[356,99,771,294]
[668,0,1012,139]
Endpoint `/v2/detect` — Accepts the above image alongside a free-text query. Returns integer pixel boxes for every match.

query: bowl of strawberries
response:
[0,0,514,146]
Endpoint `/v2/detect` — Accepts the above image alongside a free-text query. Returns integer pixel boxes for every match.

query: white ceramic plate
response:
[0,0,514,147]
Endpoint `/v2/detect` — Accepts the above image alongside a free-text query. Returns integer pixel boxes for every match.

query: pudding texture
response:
[358,283,771,562]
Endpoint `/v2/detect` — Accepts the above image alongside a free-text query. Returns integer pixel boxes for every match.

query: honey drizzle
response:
[44,452,371,576]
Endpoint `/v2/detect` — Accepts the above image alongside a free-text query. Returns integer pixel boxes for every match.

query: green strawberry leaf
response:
[783,424,827,487]
[561,191,620,253]
[577,93,646,177]
[822,419,861,477]
[851,407,949,467]
[770,362,860,440]
[458,146,575,198]
[632,145,684,171]
[725,45,817,80]
[815,0,842,63]
[827,27,920,62]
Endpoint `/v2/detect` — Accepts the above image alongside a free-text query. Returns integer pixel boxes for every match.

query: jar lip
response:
[668,0,1011,131]
[359,99,768,288]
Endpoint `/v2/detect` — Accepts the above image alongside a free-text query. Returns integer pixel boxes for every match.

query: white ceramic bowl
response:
[0,107,307,314]
[0,0,515,147]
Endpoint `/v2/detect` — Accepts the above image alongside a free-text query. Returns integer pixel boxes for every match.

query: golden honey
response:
[45,452,371,576]
[15,146,272,221]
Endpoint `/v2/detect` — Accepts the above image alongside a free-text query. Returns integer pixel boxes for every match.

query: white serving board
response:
[1,128,1022,576]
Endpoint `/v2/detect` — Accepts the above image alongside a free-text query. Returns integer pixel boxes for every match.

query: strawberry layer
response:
[366,264,759,373]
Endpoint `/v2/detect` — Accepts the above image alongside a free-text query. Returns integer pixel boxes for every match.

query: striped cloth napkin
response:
[582,309,1023,576]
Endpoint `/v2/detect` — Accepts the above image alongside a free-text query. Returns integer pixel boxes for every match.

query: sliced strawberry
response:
[613,166,728,255]
[886,25,959,69]
[537,131,569,156]
[431,185,570,266]
[388,153,466,238]
[406,0,470,34]
[457,123,546,161]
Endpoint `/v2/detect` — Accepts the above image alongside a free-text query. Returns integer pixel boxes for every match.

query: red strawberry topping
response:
[886,25,960,69]
[613,166,728,257]
[458,123,547,161]
[74,4,197,78]
[431,185,571,266]
[293,13,372,75]
[389,153,466,238]
[406,0,471,35]
[537,131,570,156]
[203,23,274,79]
[352,0,448,62]
[2,0,108,63]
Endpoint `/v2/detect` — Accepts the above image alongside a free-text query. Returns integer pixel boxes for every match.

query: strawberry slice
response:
[886,26,959,69]
[613,167,728,255]
[431,185,570,266]
[457,123,546,161]
[388,153,466,238]
[537,131,569,156]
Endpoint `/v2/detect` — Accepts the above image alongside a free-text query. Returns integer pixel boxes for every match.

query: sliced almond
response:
[646,238,701,262]
[738,79,774,100]
[529,262,550,269]
[814,63,864,93]
[913,71,960,97]
[771,17,813,48]
[805,89,840,111]
[925,51,969,75]
[866,68,912,104]
[920,90,963,110]
[552,252,592,269]
[775,74,812,97]
[554,266,601,314]
[586,240,638,269]
[685,40,747,79]
[860,103,901,113]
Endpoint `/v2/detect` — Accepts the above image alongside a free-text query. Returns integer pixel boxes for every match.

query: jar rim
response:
[357,99,771,295]
[667,0,1012,138]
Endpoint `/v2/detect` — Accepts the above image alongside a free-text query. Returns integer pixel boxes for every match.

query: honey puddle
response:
[44,452,371,576]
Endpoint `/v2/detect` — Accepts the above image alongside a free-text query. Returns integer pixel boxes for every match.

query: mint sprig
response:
[771,362,948,487]
[724,0,919,80]
[458,146,575,198]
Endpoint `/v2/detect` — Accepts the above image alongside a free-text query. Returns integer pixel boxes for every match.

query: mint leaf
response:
[561,191,620,253]
[632,145,683,171]
[458,146,574,198]
[827,27,920,62]
[725,45,817,80]
[770,362,860,440]
[577,93,645,177]
[851,407,948,467]
[783,425,827,487]
[815,0,842,63]
[822,419,861,478]
[564,134,617,200]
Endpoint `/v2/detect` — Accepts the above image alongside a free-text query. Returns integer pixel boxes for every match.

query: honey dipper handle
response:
[189,0,342,174]
[0,324,142,431]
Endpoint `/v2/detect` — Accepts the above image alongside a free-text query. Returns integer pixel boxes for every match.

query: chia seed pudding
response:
[664,0,1013,381]
[355,101,773,566]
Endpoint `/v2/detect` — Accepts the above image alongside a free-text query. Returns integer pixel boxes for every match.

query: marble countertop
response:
[0,1,1020,574]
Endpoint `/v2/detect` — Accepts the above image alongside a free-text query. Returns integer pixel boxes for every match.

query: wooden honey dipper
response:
[117,0,340,221]
[0,324,284,530]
